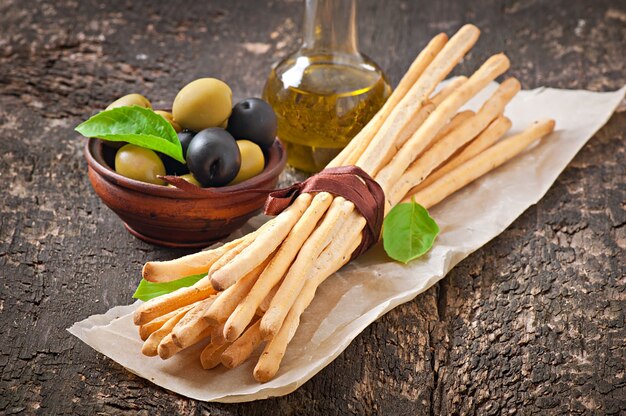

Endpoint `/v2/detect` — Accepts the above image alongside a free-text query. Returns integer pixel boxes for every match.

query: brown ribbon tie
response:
[264,165,385,259]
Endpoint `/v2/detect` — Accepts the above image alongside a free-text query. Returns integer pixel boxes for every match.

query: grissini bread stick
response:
[210,193,313,290]
[200,341,231,370]
[431,76,468,107]
[139,303,196,340]
[204,257,272,324]
[252,79,527,377]
[134,277,217,325]
[389,77,521,203]
[254,228,362,382]
[427,110,475,148]
[410,115,512,194]
[357,25,481,175]
[224,192,333,342]
[158,326,213,360]
[260,197,352,338]
[141,236,245,283]
[258,278,280,313]
[207,228,259,288]
[170,296,217,349]
[141,307,190,356]
[406,120,556,207]
[221,319,263,369]
[375,53,511,193]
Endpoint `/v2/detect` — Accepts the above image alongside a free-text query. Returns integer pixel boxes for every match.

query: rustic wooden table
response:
[1,0,624,414]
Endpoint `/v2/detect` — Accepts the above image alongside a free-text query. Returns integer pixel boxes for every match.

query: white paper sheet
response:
[68,83,626,402]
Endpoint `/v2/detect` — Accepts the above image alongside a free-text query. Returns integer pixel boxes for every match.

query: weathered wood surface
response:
[1,0,624,414]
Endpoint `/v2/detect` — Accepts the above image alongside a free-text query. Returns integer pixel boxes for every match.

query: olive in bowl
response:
[186,128,241,187]
[106,93,152,110]
[230,140,265,185]
[227,98,277,150]
[154,110,182,133]
[115,144,166,185]
[160,130,196,176]
[84,138,286,247]
[173,78,232,132]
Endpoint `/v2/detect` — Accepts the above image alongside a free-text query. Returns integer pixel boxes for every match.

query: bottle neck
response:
[301,0,359,55]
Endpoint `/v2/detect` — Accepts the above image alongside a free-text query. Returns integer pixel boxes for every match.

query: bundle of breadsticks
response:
[133,24,555,382]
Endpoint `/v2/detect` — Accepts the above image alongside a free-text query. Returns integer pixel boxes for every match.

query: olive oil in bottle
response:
[262,0,391,172]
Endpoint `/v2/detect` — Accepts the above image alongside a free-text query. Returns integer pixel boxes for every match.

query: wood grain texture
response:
[1,0,624,414]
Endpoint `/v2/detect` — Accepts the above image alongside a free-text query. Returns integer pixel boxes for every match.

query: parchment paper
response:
[69,82,625,402]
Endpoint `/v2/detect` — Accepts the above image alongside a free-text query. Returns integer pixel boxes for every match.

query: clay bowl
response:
[85,138,286,248]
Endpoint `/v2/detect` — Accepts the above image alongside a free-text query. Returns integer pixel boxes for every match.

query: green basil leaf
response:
[132,273,206,301]
[75,106,185,163]
[382,198,439,264]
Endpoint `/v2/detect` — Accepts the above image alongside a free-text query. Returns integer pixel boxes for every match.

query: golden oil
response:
[263,56,391,172]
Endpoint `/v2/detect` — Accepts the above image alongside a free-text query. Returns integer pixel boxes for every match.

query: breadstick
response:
[141,307,189,356]
[207,229,259,287]
[375,53,511,192]
[431,76,468,107]
[204,256,271,324]
[223,192,333,342]
[133,277,217,325]
[254,224,362,382]
[221,319,264,369]
[209,193,313,290]
[411,115,512,194]
[200,340,231,370]
[260,197,352,338]
[390,102,436,156]
[169,296,217,349]
[138,303,196,340]
[429,110,475,147]
[408,120,556,208]
[211,323,226,346]
[258,282,279,313]
[141,236,244,283]
[157,326,212,360]
[389,77,521,204]
[357,24,481,175]
[329,33,449,168]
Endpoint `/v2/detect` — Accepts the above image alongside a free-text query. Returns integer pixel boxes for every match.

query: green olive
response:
[115,144,166,185]
[172,78,232,131]
[106,93,152,110]
[167,173,202,188]
[229,140,265,185]
[154,110,182,132]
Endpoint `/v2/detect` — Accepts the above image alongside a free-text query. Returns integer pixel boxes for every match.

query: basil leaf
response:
[132,273,206,301]
[382,198,439,264]
[75,106,185,163]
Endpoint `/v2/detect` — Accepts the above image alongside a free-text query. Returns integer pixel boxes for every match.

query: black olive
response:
[160,130,196,175]
[186,128,241,187]
[227,98,277,150]
[178,130,196,155]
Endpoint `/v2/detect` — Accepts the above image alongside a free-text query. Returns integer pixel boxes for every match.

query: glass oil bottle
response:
[263,0,391,172]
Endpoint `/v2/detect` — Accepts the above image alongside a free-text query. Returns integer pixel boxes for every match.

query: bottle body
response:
[263,0,391,172]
